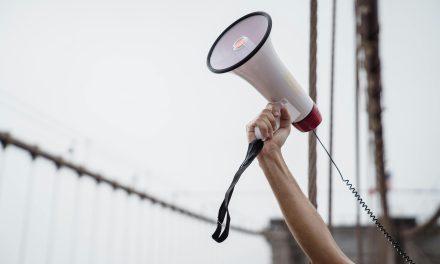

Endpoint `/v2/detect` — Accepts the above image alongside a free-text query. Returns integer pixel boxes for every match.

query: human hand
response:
[246,102,291,153]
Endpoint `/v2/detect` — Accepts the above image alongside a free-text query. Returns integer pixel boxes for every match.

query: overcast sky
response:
[0,0,439,263]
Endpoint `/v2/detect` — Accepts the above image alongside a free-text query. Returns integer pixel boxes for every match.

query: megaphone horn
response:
[207,11,322,139]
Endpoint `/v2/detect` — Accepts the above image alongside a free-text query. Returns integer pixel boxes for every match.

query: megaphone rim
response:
[207,11,272,74]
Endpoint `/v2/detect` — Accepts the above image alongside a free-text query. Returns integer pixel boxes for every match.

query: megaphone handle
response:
[255,116,280,141]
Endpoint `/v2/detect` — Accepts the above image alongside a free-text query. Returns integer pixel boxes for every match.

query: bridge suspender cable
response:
[0,131,262,237]
[308,0,318,209]
[327,0,337,233]
[354,1,364,263]
[17,163,36,264]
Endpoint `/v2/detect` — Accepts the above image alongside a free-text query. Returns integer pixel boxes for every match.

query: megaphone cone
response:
[207,11,321,136]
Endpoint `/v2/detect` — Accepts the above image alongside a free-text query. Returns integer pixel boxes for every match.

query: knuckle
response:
[264,113,275,124]
[267,114,275,122]
[262,109,272,115]
[264,119,273,131]
[256,116,266,123]
[260,111,274,121]
[258,122,267,131]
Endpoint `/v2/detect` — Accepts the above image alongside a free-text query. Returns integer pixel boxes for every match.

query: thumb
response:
[279,106,291,128]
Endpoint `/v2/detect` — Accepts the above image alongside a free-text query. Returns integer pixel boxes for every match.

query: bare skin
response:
[246,103,354,264]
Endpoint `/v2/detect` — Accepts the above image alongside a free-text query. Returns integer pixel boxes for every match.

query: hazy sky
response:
[0,0,439,263]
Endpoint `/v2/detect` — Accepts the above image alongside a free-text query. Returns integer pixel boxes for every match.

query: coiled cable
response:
[313,130,415,264]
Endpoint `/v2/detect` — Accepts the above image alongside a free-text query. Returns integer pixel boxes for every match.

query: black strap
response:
[212,139,264,243]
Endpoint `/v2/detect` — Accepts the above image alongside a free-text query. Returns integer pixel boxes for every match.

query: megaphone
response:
[207,11,322,138]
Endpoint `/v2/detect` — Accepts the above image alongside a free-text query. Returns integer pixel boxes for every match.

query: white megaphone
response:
[207,11,322,139]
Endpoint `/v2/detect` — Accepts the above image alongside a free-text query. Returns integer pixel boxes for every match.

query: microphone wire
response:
[312,130,415,264]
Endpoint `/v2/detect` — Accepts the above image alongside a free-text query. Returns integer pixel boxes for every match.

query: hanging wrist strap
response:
[212,139,264,243]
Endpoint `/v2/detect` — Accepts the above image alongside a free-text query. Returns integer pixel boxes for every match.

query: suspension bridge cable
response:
[0,147,6,201]
[44,166,62,264]
[105,189,117,264]
[354,1,364,263]
[128,178,138,263]
[122,192,133,263]
[147,193,156,263]
[68,178,81,264]
[0,131,262,236]
[308,0,318,209]
[17,162,36,264]
[139,179,149,264]
[135,196,144,264]
[327,0,337,232]
[0,90,184,192]
[0,89,87,141]
[88,182,100,264]
[151,203,158,264]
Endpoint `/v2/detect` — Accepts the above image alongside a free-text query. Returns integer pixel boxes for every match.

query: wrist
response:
[257,143,282,162]
[257,144,290,181]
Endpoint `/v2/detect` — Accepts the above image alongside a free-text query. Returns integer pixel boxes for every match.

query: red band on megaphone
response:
[293,104,322,132]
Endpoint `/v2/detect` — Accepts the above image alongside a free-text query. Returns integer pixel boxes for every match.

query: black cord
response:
[313,130,415,264]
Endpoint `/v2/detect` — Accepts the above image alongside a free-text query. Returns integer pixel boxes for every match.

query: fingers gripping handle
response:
[255,117,280,141]
[254,99,289,141]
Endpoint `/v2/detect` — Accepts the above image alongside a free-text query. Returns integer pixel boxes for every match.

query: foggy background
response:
[0,0,439,263]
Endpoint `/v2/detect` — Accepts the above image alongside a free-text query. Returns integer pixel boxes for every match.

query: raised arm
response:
[246,103,353,264]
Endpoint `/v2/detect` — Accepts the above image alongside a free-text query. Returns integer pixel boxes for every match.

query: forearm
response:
[257,147,352,264]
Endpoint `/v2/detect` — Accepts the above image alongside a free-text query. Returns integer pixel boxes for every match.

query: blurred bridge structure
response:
[0,131,266,264]
[1,131,440,264]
